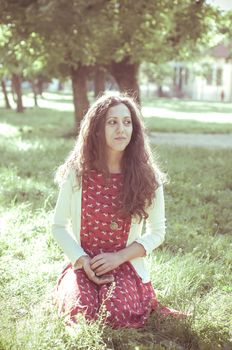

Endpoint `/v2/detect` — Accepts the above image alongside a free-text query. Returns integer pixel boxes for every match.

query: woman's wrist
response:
[116,242,146,264]
[116,250,127,265]
[76,255,90,268]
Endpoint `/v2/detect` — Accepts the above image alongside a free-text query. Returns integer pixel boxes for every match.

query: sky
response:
[206,0,232,11]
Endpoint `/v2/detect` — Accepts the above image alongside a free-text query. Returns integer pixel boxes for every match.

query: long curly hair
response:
[55,93,164,221]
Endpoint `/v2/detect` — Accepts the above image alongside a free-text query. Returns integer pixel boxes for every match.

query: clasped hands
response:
[79,252,123,285]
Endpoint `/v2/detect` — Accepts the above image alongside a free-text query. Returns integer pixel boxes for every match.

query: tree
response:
[0,25,24,112]
[1,78,11,109]
[140,62,173,97]
[24,0,107,129]
[0,26,12,109]
[93,65,106,98]
[104,0,222,102]
[0,1,52,111]
[0,0,224,128]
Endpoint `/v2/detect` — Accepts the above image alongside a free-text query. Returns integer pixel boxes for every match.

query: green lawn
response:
[144,116,232,134]
[1,103,232,136]
[0,107,232,350]
[2,92,232,134]
[142,96,232,134]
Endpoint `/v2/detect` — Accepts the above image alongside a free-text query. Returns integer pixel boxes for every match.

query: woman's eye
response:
[107,119,131,125]
[108,120,116,125]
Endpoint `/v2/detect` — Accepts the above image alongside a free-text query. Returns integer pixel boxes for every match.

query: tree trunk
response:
[31,80,38,107]
[178,67,183,91]
[11,77,16,102]
[12,73,24,113]
[157,85,164,97]
[109,57,140,105]
[37,78,44,97]
[34,89,38,107]
[94,66,105,98]
[71,65,89,133]
[1,79,11,109]
[58,81,64,91]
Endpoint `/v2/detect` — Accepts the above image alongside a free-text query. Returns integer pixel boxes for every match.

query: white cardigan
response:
[52,170,166,283]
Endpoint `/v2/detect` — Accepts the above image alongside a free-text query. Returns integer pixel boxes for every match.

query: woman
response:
[52,93,181,328]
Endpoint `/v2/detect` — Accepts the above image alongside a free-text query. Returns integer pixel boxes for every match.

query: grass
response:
[142,96,232,134]
[0,105,232,349]
[1,91,232,134]
[144,116,232,134]
[142,96,232,114]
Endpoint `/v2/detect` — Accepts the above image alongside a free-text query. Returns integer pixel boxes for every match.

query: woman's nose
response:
[116,121,124,133]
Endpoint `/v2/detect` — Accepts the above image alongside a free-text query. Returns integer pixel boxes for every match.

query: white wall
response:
[186,60,232,102]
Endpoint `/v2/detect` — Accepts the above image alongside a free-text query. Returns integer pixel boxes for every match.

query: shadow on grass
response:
[103,312,201,350]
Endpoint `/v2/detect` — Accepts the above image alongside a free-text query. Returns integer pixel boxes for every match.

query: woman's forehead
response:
[106,103,131,118]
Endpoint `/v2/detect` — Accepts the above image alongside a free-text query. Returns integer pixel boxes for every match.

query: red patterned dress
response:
[54,170,184,328]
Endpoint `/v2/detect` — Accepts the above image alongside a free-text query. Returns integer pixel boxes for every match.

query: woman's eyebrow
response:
[106,115,131,119]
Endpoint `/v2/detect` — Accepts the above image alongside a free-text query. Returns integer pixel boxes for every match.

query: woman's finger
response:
[95,266,111,276]
[95,275,114,285]
[83,261,114,285]
[91,254,104,264]
[85,267,95,280]
[91,259,105,270]
[94,263,109,274]
[82,261,96,280]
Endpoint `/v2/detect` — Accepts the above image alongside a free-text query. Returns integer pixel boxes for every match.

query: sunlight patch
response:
[0,217,6,234]
[0,123,19,137]
[14,139,44,151]
[42,92,73,101]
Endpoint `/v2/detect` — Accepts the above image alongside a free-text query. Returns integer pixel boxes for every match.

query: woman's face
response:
[105,103,133,155]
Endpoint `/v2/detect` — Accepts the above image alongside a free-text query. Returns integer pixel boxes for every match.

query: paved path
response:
[142,106,232,124]
[149,132,232,149]
[1,94,232,124]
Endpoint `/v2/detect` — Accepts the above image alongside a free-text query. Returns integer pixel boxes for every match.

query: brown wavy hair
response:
[56,93,164,221]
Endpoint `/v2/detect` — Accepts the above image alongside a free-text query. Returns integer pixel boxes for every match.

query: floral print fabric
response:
[54,171,185,328]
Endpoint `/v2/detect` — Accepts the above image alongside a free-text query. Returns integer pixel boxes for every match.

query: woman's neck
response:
[107,151,123,173]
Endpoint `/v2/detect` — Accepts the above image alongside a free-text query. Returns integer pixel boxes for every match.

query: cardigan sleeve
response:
[135,185,166,255]
[51,171,88,269]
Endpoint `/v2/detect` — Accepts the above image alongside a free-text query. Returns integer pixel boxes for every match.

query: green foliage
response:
[140,62,173,86]
[0,104,232,349]
[0,24,47,79]
[165,1,222,60]
[1,0,226,78]
[218,9,232,44]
